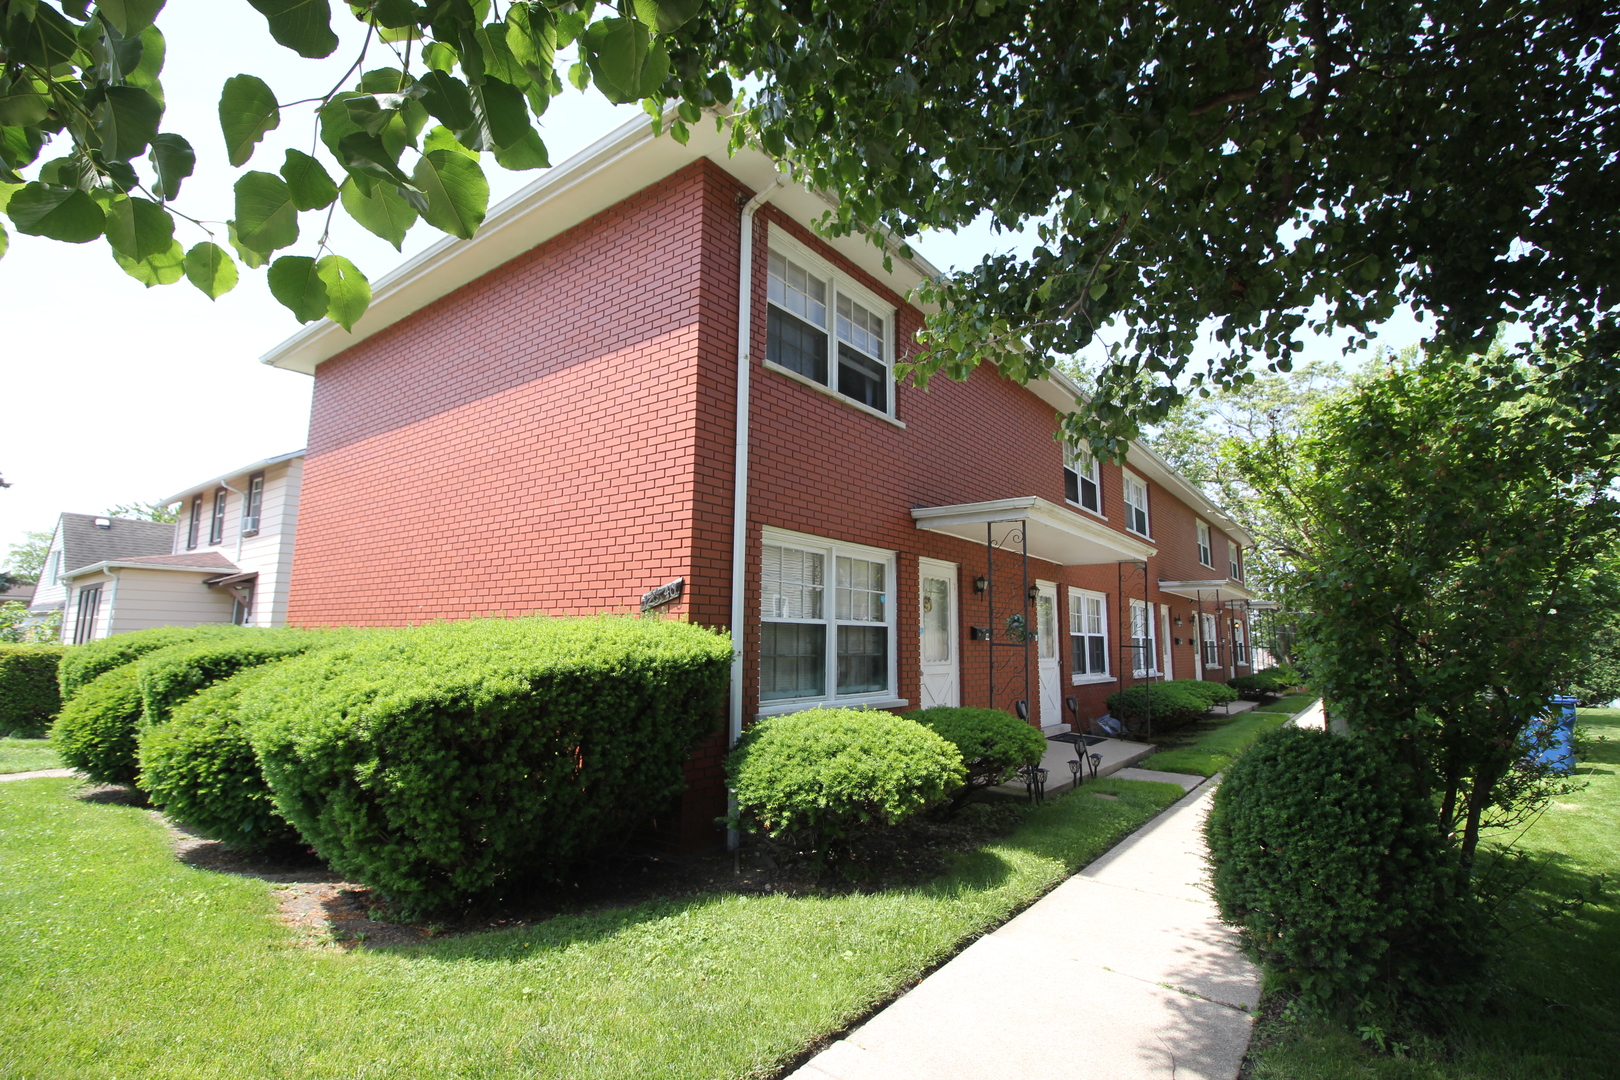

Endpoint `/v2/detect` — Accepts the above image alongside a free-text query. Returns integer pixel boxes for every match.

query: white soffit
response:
[1157,579,1258,604]
[260,115,940,375]
[912,497,1156,567]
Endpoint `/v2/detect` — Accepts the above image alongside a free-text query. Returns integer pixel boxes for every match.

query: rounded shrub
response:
[1228,666,1299,701]
[1166,679,1239,708]
[726,708,965,857]
[0,644,68,736]
[1206,725,1479,1013]
[1105,683,1209,732]
[58,624,249,701]
[50,663,145,784]
[137,628,351,727]
[910,706,1047,812]
[243,616,734,916]
[138,667,299,850]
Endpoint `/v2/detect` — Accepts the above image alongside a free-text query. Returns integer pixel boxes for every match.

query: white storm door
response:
[1161,608,1174,680]
[918,559,959,708]
[1036,582,1061,727]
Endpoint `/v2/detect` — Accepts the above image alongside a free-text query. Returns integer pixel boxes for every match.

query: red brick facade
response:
[287,156,1252,853]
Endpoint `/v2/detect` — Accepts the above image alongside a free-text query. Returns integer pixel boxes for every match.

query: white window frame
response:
[757,527,902,715]
[1200,612,1221,668]
[1228,539,1242,582]
[763,231,898,421]
[1062,445,1104,517]
[1196,520,1213,567]
[1068,588,1112,684]
[1129,599,1160,678]
[1122,470,1150,538]
[1232,617,1249,666]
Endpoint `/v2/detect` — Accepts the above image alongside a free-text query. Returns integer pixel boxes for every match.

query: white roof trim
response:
[912,496,1156,566]
[1156,579,1258,604]
[162,449,304,505]
[61,560,235,579]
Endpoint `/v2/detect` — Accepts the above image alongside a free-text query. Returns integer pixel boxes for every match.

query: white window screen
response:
[762,544,824,620]
[1070,591,1108,676]
[1036,591,1057,659]
[1123,474,1149,535]
[768,252,827,327]
[836,294,884,359]
[1130,600,1157,675]
[835,556,886,622]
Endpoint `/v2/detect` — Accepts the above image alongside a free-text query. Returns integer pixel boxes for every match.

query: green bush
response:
[1206,725,1480,1013]
[137,629,349,727]
[1165,679,1240,707]
[57,625,249,701]
[0,644,68,736]
[244,616,733,916]
[1105,683,1209,732]
[910,706,1047,812]
[727,708,965,860]
[1229,665,1301,701]
[50,664,145,784]
[138,667,299,850]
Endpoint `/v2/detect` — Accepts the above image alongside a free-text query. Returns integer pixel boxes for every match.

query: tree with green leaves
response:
[104,499,177,522]
[1,2,1614,445]
[2,529,52,584]
[1233,348,1620,872]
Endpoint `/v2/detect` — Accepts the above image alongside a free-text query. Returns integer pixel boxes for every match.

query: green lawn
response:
[0,773,1184,1079]
[0,737,60,774]
[1141,711,1293,776]
[1246,709,1620,1079]
[1267,692,1320,715]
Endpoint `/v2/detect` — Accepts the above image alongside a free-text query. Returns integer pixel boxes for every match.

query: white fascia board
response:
[61,561,230,579]
[260,113,940,376]
[161,449,305,505]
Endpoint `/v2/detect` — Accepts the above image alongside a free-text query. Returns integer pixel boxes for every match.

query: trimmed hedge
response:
[0,644,68,736]
[138,629,350,728]
[138,667,299,850]
[51,664,145,784]
[727,708,965,860]
[1105,683,1209,732]
[1228,665,1301,701]
[910,706,1047,812]
[57,624,250,701]
[1206,726,1479,1012]
[1165,679,1239,707]
[244,616,733,915]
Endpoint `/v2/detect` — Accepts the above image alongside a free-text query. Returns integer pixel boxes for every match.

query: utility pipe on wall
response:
[728,174,783,849]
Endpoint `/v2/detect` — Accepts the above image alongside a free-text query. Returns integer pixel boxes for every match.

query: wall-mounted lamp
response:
[1175,615,1184,626]
[1027,583,1040,603]
[973,575,988,594]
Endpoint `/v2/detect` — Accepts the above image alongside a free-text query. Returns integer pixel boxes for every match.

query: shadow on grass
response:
[73,782,148,807]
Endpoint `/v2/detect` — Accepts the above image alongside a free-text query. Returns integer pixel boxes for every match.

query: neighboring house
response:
[38,451,304,645]
[260,115,1255,850]
[0,581,35,608]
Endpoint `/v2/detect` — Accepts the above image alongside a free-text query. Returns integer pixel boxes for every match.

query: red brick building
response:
[263,116,1256,850]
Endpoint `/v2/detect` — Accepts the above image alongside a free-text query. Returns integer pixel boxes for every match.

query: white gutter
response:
[728,173,783,850]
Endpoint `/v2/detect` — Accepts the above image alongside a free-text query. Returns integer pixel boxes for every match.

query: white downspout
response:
[728,174,783,850]
[219,480,248,563]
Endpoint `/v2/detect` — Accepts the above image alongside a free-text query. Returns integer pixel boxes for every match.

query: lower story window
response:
[1130,599,1159,677]
[760,530,894,705]
[1069,588,1109,678]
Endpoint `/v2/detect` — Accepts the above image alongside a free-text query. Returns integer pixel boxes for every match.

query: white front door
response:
[1161,607,1174,680]
[918,558,959,708]
[1035,581,1061,728]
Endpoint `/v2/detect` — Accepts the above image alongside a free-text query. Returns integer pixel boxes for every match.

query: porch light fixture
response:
[973,575,988,594]
[1175,614,1184,626]
[1027,583,1040,603]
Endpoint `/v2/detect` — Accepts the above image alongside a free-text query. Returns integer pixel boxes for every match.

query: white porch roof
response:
[911,497,1156,566]
[1157,578,1258,604]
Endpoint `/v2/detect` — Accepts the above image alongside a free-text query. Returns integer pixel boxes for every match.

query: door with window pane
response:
[1036,582,1061,727]
[917,559,959,708]
[72,584,103,645]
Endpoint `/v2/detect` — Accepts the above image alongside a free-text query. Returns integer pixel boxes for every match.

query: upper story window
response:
[241,473,265,537]
[1122,471,1150,537]
[760,529,896,708]
[765,242,895,417]
[1063,445,1101,514]
[208,489,227,545]
[46,551,60,586]
[1228,539,1242,581]
[1196,520,1212,567]
[186,496,202,550]
[1069,588,1109,680]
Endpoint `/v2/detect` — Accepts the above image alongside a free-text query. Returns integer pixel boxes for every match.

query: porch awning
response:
[204,571,259,589]
[1157,578,1257,604]
[911,497,1156,566]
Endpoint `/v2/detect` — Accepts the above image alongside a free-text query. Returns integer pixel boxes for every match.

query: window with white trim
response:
[1228,539,1242,581]
[186,496,202,550]
[1063,445,1101,514]
[1196,520,1212,567]
[1122,472,1150,537]
[765,244,895,415]
[208,489,227,545]
[240,472,265,537]
[1129,599,1159,677]
[1068,589,1109,679]
[1200,612,1220,667]
[760,532,895,705]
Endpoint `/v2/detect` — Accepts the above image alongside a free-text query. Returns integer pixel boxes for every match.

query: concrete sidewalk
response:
[787,778,1259,1080]
[0,768,76,783]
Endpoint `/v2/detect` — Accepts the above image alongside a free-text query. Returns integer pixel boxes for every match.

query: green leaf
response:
[183,241,237,299]
[0,75,50,128]
[417,71,476,133]
[582,18,668,103]
[338,176,416,250]
[97,0,166,37]
[219,74,279,168]
[421,40,458,73]
[316,254,370,330]
[280,149,338,210]
[411,149,487,240]
[422,125,477,159]
[6,4,83,68]
[6,184,105,243]
[95,86,163,162]
[226,221,268,268]
[0,125,45,174]
[112,236,184,287]
[474,77,530,151]
[568,61,590,92]
[125,25,166,88]
[103,195,173,259]
[147,132,193,199]
[493,126,548,170]
[245,0,338,59]
[363,0,425,29]
[0,218,7,261]
[267,254,328,321]
[506,3,555,80]
[631,0,701,34]
[476,20,530,87]
[232,171,300,254]
[336,131,415,190]
[0,182,18,213]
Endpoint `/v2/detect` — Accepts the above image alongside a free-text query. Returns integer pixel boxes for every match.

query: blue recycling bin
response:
[1532,696,1580,775]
